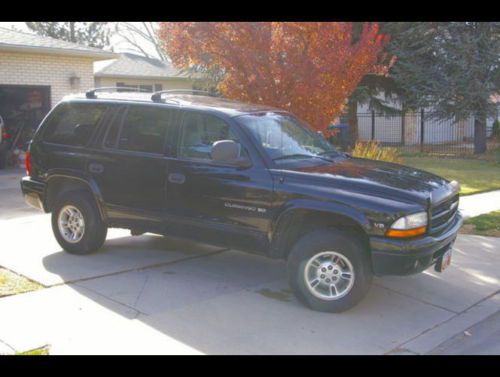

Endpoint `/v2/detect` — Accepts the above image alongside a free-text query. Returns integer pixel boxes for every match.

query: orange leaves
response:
[159,22,390,132]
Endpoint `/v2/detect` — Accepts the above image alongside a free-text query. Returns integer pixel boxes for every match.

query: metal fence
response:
[356,111,497,156]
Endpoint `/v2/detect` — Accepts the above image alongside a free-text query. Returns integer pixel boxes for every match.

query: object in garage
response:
[0,85,50,169]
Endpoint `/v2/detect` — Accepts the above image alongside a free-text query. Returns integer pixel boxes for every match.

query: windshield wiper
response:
[318,150,341,158]
[272,153,334,162]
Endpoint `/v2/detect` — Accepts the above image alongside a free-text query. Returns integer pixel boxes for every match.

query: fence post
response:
[401,107,406,146]
[420,109,425,152]
[371,110,375,140]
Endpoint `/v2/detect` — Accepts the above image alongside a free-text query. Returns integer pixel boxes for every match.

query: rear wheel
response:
[287,228,373,313]
[51,190,107,255]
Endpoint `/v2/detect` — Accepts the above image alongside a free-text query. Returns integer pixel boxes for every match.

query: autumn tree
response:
[159,22,390,132]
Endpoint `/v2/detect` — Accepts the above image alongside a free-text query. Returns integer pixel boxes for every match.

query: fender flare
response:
[269,199,370,258]
[44,169,107,220]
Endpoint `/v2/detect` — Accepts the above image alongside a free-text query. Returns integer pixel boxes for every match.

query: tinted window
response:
[103,107,126,148]
[117,106,173,154]
[178,112,244,160]
[43,103,107,146]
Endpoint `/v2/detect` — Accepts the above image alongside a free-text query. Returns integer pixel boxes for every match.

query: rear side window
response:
[42,103,107,146]
[117,106,174,154]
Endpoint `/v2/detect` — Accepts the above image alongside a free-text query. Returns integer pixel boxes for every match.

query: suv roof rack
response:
[151,89,217,103]
[85,87,150,99]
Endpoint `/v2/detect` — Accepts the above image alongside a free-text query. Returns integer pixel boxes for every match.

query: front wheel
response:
[287,229,373,313]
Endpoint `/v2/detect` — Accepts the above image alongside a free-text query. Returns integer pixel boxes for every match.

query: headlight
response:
[386,212,427,238]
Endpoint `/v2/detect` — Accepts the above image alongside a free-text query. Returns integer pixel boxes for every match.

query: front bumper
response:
[369,212,463,276]
[20,176,46,211]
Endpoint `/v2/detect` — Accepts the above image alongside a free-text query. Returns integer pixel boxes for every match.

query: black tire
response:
[51,190,107,255]
[287,228,373,313]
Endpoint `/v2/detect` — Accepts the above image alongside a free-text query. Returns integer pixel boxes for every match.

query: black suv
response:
[21,89,463,312]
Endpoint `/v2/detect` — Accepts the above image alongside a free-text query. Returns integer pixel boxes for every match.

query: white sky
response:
[0,22,160,59]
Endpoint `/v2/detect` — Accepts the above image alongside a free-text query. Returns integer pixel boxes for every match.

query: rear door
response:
[88,104,178,224]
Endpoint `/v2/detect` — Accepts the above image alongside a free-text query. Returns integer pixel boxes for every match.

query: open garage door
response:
[0,85,51,167]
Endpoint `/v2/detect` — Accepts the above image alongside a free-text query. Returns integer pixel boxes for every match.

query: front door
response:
[165,110,274,252]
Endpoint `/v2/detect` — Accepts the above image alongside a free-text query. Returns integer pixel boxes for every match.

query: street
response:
[0,168,499,355]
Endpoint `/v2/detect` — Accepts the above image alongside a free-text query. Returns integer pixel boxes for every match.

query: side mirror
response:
[211,140,251,168]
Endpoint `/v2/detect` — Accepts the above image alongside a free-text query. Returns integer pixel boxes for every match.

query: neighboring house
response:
[356,96,498,145]
[0,27,117,143]
[94,53,201,93]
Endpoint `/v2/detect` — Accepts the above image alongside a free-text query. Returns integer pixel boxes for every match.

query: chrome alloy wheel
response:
[58,205,85,243]
[304,251,355,300]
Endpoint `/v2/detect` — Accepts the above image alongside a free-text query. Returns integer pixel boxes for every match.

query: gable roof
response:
[0,27,117,60]
[94,53,192,80]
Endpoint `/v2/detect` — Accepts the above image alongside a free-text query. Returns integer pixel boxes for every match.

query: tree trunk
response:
[347,99,358,149]
[70,22,76,43]
[473,114,487,154]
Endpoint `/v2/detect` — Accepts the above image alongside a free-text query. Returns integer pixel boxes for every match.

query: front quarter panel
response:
[270,170,426,242]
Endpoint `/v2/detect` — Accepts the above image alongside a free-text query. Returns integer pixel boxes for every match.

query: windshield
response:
[236,112,339,163]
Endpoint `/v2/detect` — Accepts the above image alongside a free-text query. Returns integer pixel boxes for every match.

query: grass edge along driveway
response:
[402,156,500,196]
[0,267,43,298]
[461,210,500,237]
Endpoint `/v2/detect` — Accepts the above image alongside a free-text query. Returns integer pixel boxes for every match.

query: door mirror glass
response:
[211,140,251,167]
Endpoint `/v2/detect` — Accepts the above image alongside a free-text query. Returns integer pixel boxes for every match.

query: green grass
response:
[402,156,500,195]
[0,268,43,298]
[15,346,50,355]
[462,210,500,237]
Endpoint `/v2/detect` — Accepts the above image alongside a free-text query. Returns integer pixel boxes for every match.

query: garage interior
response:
[0,85,50,168]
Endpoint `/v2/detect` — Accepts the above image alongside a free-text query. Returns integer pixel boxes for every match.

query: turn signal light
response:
[386,226,426,238]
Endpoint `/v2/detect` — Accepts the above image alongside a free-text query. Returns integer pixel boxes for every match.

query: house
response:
[0,28,204,155]
[0,27,117,141]
[94,52,200,92]
[356,97,497,146]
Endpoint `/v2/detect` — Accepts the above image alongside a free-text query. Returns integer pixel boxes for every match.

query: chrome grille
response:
[430,194,459,234]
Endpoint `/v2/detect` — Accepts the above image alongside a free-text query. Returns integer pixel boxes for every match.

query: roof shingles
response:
[94,53,190,80]
[0,27,117,59]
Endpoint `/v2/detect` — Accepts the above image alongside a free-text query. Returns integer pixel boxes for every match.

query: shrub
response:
[351,141,402,163]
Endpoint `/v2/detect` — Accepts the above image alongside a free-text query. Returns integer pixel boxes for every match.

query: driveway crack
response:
[51,248,229,287]
[373,282,458,314]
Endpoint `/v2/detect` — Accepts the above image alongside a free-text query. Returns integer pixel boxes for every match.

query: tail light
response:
[25,150,32,176]
[1,129,9,139]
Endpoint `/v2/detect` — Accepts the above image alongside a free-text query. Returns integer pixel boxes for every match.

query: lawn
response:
[15,346,50,355]
[461,210,500,237]
[0,268,43,297]
[402,156,500,196]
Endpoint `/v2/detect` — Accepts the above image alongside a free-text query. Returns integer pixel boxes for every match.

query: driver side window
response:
[178,112,247,161]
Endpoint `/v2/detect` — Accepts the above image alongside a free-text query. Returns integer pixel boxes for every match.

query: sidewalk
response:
[459,190,500,219]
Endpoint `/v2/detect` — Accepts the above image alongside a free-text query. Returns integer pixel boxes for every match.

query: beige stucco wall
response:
[0,51,96,107]
[95,76,196,91]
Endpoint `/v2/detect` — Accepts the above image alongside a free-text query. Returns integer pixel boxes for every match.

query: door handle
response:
[168,173,185,184]
[89,163,104,174]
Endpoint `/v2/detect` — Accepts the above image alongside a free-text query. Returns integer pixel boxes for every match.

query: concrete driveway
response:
[0,168,499,354]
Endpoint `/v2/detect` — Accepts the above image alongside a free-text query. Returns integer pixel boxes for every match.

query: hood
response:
[278,157,455,205]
